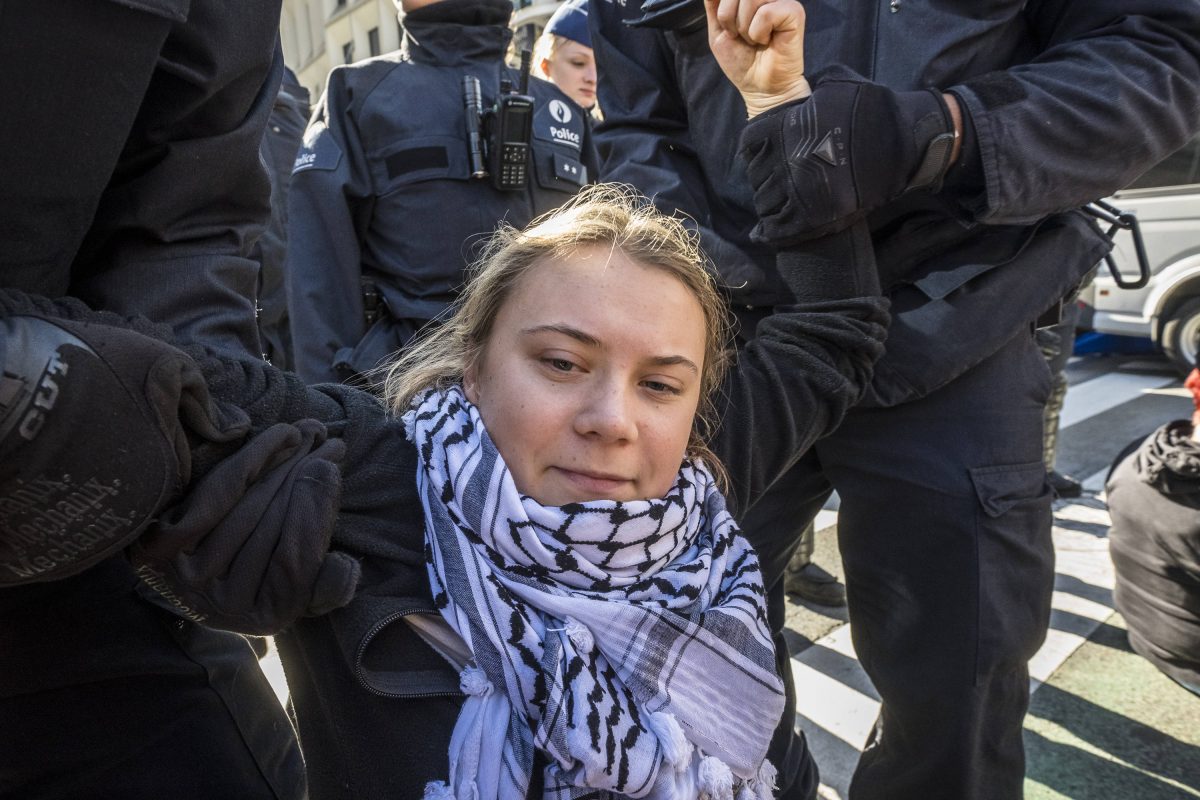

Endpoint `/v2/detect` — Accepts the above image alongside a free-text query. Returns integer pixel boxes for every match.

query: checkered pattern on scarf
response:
[405,387,784,800]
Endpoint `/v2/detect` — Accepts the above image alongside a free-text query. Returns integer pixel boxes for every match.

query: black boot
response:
[1049,469,1083,498]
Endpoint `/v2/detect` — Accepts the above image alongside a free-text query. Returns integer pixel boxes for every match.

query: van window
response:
[1126,135,1200,190]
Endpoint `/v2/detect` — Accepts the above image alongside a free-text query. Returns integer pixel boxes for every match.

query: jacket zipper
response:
[354,605,464,699]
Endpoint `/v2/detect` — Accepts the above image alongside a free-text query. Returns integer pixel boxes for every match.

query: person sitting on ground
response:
[1106,363,1200,697]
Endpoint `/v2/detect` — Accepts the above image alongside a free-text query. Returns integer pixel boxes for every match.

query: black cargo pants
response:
[742,329,1055,800]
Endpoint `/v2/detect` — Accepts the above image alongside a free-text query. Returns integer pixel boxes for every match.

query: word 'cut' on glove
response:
[0,314,248,586]
[741,66,958,245]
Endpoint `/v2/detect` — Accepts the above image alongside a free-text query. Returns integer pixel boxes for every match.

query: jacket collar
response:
[1136,420,1200,495]
[401,0,513,67]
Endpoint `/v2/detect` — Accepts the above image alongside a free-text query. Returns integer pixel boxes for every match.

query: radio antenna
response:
[518,48,532,95]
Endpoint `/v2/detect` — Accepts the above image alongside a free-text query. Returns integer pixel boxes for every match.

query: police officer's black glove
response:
[0,312,250,586]
[741,66,958,245]
[129,419,360,635]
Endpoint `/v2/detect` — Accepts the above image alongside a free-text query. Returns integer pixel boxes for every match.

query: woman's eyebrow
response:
[649,355,699,375]
[521,324,699,375]
[521,323,601,348]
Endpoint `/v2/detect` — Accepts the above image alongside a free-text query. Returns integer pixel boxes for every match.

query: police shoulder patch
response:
[292,122,343,174]
[533,97,585,152]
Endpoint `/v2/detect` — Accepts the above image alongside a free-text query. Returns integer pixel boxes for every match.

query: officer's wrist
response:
[743,78,813,118]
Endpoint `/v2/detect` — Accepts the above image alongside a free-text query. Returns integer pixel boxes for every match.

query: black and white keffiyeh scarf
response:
[404,386,784,800]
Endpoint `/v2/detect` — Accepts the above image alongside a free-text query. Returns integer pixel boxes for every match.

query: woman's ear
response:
[463,360,480,404]
[540,57,552,78]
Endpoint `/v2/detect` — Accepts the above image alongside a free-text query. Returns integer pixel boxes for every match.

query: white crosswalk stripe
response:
[1056,370,1175,428]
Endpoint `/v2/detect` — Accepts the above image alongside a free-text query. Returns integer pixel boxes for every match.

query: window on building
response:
[335,0,346,7]
[342,41,354,64]
[368,27,381,57]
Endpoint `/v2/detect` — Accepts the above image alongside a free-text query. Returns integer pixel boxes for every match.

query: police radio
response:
[462,50,535,191]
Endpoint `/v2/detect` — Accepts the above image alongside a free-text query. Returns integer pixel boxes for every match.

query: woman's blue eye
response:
[644,380,681,396]
[547,358,574,372]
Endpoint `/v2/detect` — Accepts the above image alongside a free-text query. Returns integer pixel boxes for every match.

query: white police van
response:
[1080,135,1200,374]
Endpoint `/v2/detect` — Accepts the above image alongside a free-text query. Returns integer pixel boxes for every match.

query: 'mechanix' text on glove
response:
[0,313,250,584]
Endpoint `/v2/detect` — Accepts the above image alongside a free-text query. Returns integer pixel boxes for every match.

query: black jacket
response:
[1106,421,1200,689]
[0,0,283,358]
[285,0,598,383]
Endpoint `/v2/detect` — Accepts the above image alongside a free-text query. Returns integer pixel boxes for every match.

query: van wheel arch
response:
[1161,296,1200,375]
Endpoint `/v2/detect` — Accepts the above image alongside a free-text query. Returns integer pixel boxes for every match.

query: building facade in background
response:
[280,0,562,100]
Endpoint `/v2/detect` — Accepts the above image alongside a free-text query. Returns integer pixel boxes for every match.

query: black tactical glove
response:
[129,419,360,635]
[0,312,250,585]
[741,66,958,245]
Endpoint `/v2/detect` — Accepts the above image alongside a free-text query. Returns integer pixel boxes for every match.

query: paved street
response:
[258,351,1200,799]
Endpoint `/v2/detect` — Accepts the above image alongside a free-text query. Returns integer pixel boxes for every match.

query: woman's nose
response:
[575,384,637,443]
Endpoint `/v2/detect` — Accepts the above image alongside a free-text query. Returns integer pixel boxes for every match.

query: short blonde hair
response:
[382,184,733,479]
[533,32,569,79]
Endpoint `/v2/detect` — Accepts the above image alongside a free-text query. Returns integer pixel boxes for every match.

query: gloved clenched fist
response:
[0,313,250,585]
[741,66,958,244]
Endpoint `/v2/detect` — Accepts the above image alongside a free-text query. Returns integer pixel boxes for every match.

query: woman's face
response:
[464,246,706,506]
[542,40,597,110]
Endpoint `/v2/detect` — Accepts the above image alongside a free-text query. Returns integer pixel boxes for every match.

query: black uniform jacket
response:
[285,0,598,384]
[1106,422,1200,690]
[591,0,1200,405]
[0,0,281,358]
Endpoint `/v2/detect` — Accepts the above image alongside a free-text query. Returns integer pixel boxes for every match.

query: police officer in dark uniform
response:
[591,0,1200,798]
[0,2,312,796]
[285,0,597,385]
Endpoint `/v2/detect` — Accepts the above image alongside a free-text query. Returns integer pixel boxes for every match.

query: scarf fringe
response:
[746,759,778,800]
[459,666,493,697]
[699,756,735,800]
[647,711,693,772]
[563,616,594,653]
[423,781,456,800]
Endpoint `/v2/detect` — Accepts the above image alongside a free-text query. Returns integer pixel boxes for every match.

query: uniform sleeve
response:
[69,4,284,357]
[589,3,763,279]
[710,235,889,518]
[707,111,889,515]
[954,0,1200,224]
[285,69,376,384]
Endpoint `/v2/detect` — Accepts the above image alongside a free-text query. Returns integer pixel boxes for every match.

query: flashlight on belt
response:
[462,75,487,179]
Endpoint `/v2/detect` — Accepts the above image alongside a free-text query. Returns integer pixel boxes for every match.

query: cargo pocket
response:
[968,461,1054,687]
